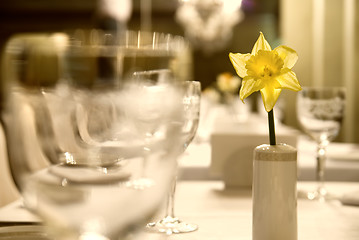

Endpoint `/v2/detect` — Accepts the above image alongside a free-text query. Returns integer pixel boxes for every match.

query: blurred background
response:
[0,0,358,143]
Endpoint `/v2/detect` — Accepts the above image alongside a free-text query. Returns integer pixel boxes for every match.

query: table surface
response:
[1,103,359,239]
[1,181,359,240]
[145,181,359,240]
[2,106,359,208]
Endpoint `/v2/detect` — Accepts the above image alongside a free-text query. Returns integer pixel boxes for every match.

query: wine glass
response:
[122,69,183,190]
[3,33,184,240]
[147,80,201,234]
[296,86,346,201]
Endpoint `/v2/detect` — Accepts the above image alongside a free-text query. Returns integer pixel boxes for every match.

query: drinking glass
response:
[147,80,201,234]
[3,33,184,240]
[123,69,182,190]
[296,87,346,201]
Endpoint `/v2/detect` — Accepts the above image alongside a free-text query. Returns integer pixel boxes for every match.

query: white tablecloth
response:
[145,181,359,240]
[185,103,359,184]
[179,137,359,182]
[1,181,359,240]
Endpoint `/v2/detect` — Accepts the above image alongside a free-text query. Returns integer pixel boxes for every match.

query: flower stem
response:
[268,109,276,145]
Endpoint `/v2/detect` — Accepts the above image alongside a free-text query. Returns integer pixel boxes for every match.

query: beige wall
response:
[280,0,359,143]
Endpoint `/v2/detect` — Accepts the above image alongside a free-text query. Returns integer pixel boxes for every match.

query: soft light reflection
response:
[50,33,68,52]
[65,152,76,164]
[80,219,108,240]
[222,0,243,12]
[98,0,132,22]
[176,0,244,53]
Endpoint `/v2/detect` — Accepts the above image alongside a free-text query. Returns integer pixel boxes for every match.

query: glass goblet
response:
[296,86,346,201]
[4,33,184,240]
[121,69,183,190]
[147,80,201,234]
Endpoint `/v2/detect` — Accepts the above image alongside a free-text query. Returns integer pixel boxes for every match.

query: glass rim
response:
[66,29,189,53]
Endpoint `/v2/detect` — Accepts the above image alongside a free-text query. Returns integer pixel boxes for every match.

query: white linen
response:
[340,190,359,206]
[146,181,359,240]
[179,136,359,182]
[2,181,359,240]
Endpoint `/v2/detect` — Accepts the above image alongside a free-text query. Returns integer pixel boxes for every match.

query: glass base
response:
[146,216,198,234]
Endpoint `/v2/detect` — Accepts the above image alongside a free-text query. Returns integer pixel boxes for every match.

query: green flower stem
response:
[268,109,276,145]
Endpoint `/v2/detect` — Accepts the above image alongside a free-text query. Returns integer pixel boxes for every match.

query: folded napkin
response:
[327,143,359,161]
[340,190,359,206]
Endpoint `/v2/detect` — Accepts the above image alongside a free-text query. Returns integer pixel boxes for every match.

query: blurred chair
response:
[0,124,19,207]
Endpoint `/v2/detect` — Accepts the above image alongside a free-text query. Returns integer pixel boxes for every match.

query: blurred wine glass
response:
[296,87,346,201]
[3,32,185,240]
[122,69,183,189]
[147,80,201,234]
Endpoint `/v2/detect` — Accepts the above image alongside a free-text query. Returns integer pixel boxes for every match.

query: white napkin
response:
[327,143,359,161]
[340,190,359,206]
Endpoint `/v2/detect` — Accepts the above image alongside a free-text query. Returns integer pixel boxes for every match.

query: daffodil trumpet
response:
[229,32,301,145]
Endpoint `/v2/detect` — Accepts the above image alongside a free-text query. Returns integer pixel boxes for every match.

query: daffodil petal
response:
[268,77,282,89]
[260,86,282,112]
[229,53,251,78]
[239,77,264,100]
[277,69,302,91]
[274,46,298,69]
[251,32,272,55]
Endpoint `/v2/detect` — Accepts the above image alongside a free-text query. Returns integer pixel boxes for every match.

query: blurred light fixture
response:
[98,0,132,22]
[97,0,133,31]
[176,0,243,54]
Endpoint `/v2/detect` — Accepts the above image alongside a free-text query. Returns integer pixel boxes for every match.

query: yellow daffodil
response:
[229,32,301,112]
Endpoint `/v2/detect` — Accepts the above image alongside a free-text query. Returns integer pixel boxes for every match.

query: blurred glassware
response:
[122,69,182,190]
[3,31,186,240]
[297,87,346,201]
[147,80,201,234]
[64,29,191,82]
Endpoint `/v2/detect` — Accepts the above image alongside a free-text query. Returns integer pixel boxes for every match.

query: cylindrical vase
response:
[252,143,297,240]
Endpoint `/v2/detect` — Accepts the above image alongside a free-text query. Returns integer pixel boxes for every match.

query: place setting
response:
[1,1,359,240]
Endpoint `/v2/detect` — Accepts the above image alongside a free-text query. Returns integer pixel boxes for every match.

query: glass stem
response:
[316,143,327,196]
[165,175,177,219]
[141,133,152,177]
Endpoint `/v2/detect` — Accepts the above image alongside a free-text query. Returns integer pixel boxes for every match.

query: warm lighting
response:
[97,0,132,22]
[176,0,243,54]
[65,152,75,165]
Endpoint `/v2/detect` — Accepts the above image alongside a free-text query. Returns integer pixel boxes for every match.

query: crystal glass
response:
[296,86,346,201]
[123,69,182,190]
[116,30,190,81]
[147,80,201,234]
[3,32,184,240]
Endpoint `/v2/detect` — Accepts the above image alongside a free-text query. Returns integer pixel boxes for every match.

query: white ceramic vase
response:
[252,143,297,240]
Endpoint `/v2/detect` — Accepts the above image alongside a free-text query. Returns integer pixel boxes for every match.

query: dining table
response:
[1,181,359,240]
[1,103,359,239]
[179,105,359,183]
[150,180,359,240]
[179,137,359,183]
